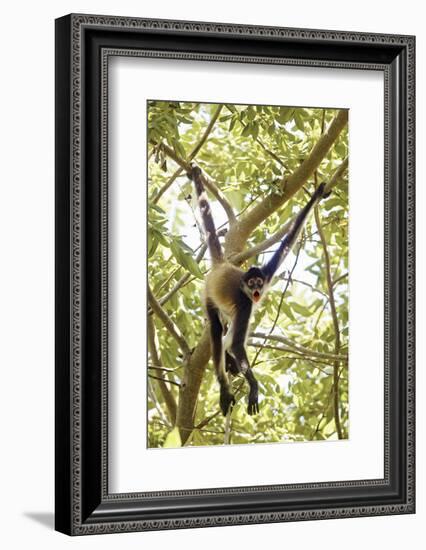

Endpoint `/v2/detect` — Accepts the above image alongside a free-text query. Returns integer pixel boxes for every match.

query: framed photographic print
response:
[55,14,415,535]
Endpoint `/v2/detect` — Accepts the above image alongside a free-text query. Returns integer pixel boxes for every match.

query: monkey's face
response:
[241,268,266,304]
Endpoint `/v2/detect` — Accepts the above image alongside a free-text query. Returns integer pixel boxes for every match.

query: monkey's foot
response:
[247,389,259,415]
[220,388,235,416]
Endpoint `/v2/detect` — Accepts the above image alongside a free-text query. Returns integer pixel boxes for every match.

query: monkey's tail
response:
[188,164,224,264]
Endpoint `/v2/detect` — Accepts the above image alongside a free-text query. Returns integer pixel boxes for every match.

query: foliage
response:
[147,101,349,447]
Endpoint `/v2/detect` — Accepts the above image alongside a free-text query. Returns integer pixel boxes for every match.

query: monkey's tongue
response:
[253,291,260,302]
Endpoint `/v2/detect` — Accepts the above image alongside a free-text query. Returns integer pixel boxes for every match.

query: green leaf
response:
[294,112,305,131]
[170,241,203,279]
[281,301,296,322]
[251,122,259,141]
[172,139,186,161]
[241,124,252,137]
[246,107,256,121]
[289,300,312,317]
[229,115,237,132]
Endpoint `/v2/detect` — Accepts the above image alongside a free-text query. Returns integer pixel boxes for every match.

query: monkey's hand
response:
[220,387,235,416]
[187,162,202,181]
[247,384,259,416]
[316,182,332,200]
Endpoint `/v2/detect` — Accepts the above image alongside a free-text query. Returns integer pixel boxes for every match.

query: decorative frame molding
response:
[55,14,415,535]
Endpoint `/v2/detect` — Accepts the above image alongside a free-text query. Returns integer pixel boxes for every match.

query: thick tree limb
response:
[224,110,348,256]
[176,328,211,443]
[147,315,177,424]
[153,104,224,204]
[148,285,191,358]
[230,153,348,266]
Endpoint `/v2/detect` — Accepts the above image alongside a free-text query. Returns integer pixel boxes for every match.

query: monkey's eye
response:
[247,279,254,287]
[256,277,264,286]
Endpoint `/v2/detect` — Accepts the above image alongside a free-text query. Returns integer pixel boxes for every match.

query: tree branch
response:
[230,218,292,265]
[325,157,348,193]
[147,315,177,424]
[176,328,211,443]
[247,345,339,369]
[148,379,172,429]
[156,243,208,308]
[279,276,329,300]
[153,104,224,204]
[250,332,347,363]
[251,241,302,368]
[224,110,348,256]
[314,200,344,440]
[333,271,348,287]
[152,140,236,224]
[230,152,348,266]
[148,374,181,387]
[148,285,191,358]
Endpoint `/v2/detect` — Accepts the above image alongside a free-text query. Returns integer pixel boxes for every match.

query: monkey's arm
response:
[262,183,328,281]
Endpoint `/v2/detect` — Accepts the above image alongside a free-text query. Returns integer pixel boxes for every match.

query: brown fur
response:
[204,263,244,318]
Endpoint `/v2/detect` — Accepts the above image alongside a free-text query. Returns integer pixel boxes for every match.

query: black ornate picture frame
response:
[55,14,415,535]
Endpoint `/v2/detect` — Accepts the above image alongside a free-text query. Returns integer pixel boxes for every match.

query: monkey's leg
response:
[230,308,260,415]
[221,320,239,375]
[222,325,239,375]
[225,352,239,375]
[206,302,235,416]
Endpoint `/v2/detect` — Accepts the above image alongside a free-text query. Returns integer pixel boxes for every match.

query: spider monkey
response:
[188,164,329,416]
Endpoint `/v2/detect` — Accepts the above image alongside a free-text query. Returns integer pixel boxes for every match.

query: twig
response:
[148,285,191,358]
[157,244,207,307]
[333,271,348,287]
[249,332,347,362]
[148,374,181,387]
[224,408,232,445]
[324,157,348,194]
[195,410,222,430]
[247,345,343,368]
[314,186,343,440]
[233,109,288,169]
[148,365,181,373]
[148,379,172,429]
[153,104,224,203]
[230,218,292,265]
[251,241,302,368]
[152,140,236,224]
[147,315,177,423]
[278,276,329,300]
